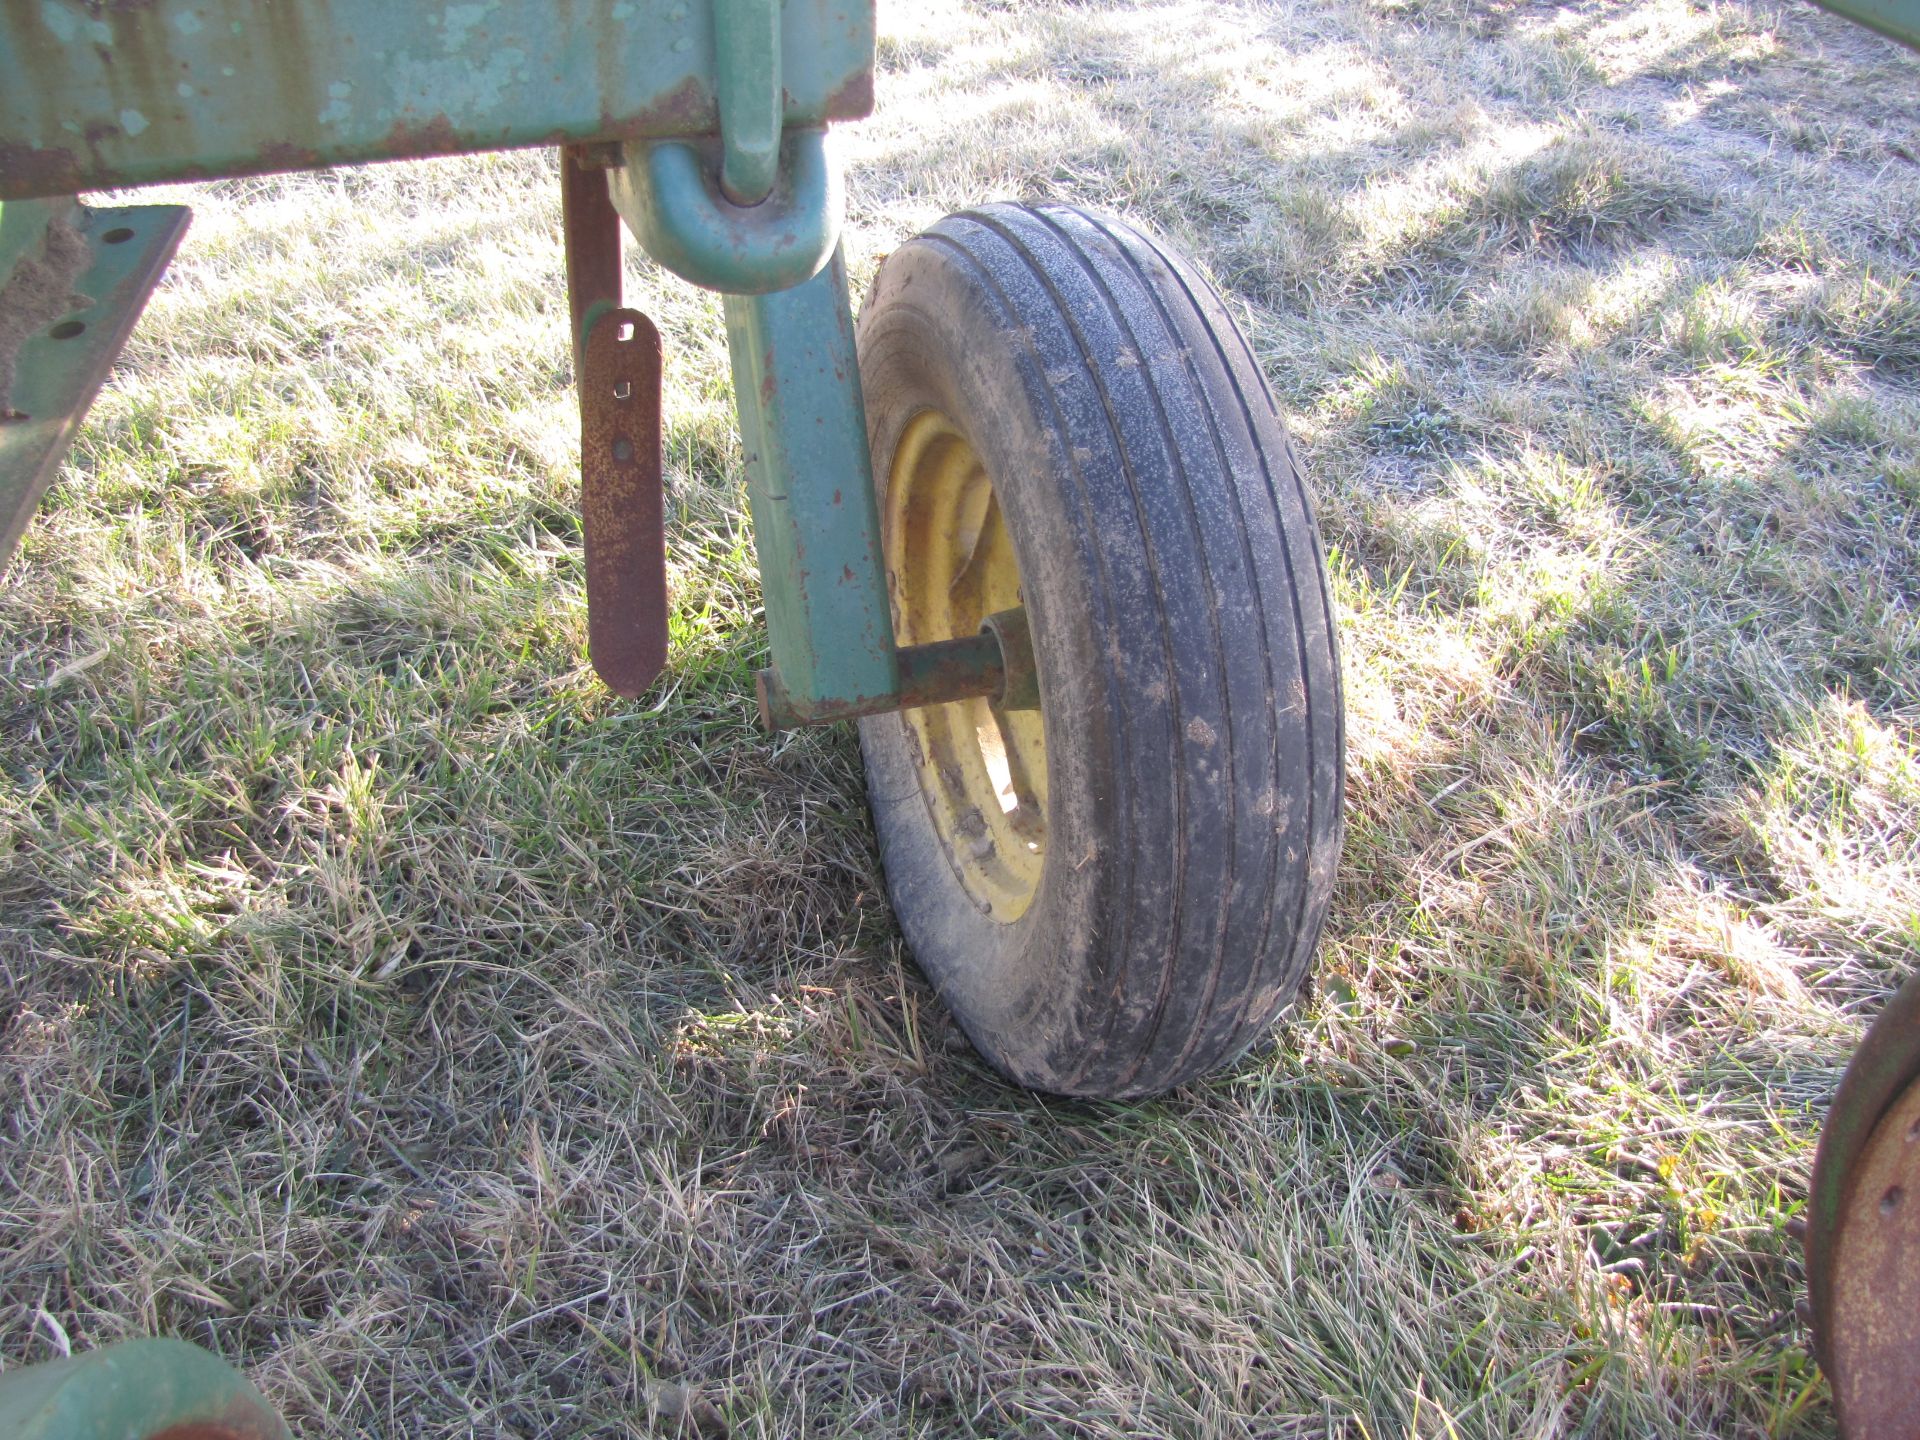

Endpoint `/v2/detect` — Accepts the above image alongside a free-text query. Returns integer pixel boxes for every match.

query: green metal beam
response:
[0,0,874,200]
[724,247,899,718]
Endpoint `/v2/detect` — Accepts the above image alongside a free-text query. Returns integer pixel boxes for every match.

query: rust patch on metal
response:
[594,74,711,141]
[823,69,876,122]
[1808,967,1920,1372]
[149,1424,277,1440]
[561,147,623,360]
[258,141,325,173]
[378,113,466,161]
[142,1382,291,1440]
[580,307,667,698]
[1825,1072,1920,1440]
[0,141,83,198]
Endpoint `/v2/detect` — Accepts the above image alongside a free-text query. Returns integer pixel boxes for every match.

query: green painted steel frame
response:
[0,0,873,200]
[0,0,903,720]
[725,246,899,717]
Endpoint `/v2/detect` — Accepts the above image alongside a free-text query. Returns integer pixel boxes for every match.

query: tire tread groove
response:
[1030,205,1246,1088]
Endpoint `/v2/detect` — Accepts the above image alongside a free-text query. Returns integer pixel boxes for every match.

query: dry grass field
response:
[5,0,1920,1435]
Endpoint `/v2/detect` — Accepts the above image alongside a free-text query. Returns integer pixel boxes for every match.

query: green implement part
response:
[0,1338,291,1440]
[1813,0,1920,48]
[712,0,784,205]
[0,0,874,200]
[724,246,900,719]
[611,128,843,295]
[0,197,191,571]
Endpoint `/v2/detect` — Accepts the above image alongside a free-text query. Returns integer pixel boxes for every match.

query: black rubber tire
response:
[856,204,1344,1098]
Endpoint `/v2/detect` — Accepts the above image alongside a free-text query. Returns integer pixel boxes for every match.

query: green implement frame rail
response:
[0,0,872,197]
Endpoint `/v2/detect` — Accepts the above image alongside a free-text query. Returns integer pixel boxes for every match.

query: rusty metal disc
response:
[1823,1073,1920,1438]
[1807,967,1920,1435]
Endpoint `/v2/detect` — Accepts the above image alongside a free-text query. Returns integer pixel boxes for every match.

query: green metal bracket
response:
[610,130,842,295]
[0,197,191,571]
[0,0,930,728]
[0,1337,291,1440]
[724,246,899,716]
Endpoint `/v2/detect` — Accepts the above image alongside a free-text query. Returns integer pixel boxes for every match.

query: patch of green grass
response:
[1793,266,1920,375]
[5,0,1920,1436]
[1476,128,1700,249]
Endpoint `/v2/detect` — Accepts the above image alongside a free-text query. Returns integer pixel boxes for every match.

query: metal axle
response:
[756,607,1039,731]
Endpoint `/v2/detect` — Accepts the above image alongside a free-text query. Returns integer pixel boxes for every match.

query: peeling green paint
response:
[0,0,875,199]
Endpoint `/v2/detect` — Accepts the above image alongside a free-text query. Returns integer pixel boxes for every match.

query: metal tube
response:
[757,608,1038,730]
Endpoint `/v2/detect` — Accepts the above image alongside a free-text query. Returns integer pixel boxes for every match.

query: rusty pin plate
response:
[580,307,668,697]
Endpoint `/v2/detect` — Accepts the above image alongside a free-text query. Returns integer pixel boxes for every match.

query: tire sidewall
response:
[856,238,1118,1090]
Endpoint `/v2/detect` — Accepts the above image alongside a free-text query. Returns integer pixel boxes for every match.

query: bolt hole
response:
[50,320,85,340]
[1908,1114,1920,1142]
[612,436,634,464]
[977,713,1019,815]
[101,227,135,244]
[1882,1186,1905,1218]
[617,321,635,343]
[613,380,632,402]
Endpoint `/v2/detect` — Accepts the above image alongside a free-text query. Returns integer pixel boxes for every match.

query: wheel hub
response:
[884,409,1047,920]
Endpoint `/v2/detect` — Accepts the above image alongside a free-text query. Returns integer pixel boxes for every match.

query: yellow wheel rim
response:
[886,410,1048,920]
